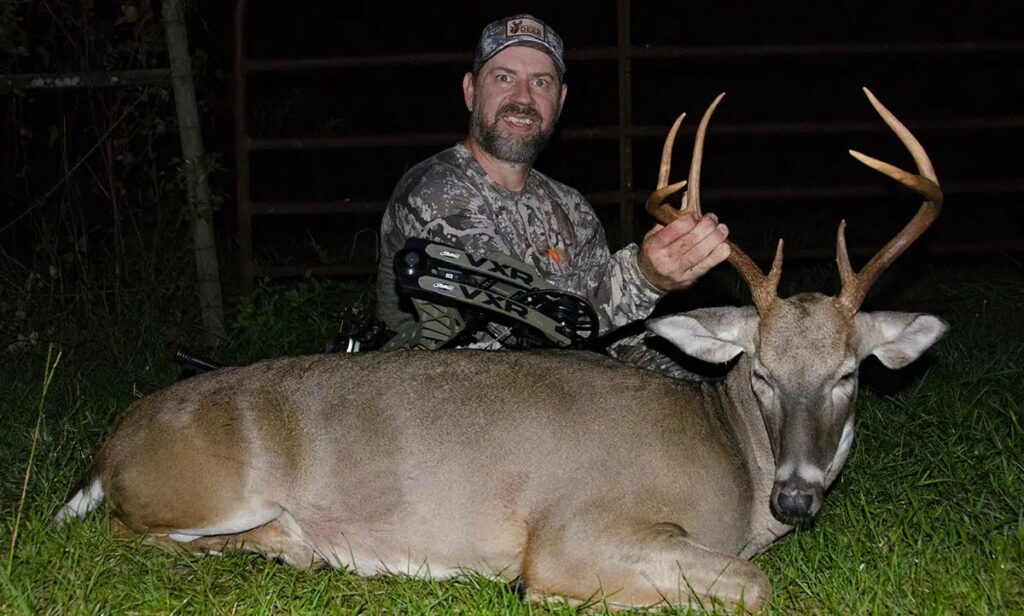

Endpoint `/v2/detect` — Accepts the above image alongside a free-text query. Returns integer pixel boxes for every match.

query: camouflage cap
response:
[473,14,566,75]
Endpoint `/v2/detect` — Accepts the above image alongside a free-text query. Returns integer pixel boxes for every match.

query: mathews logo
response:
[432,281,454,291]
[439,250,461,259]
[507,18,544,40]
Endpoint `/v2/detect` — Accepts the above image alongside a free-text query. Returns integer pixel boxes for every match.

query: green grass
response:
[2,261,1022,614]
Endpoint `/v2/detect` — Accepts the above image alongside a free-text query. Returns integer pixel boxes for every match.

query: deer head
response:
[644,89,947,525]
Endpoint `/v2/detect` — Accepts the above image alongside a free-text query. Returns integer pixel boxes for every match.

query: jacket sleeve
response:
[559,213,665,332]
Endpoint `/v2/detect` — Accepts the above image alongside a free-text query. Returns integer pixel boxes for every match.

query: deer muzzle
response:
[771,476,824,526]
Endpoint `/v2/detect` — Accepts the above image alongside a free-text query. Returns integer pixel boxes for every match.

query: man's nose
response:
[510,79,534,103]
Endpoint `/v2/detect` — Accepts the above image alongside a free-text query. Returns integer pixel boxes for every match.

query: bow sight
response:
[383,237,599,351]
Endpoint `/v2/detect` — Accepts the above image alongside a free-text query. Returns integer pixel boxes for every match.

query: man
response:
[376,14,729,357]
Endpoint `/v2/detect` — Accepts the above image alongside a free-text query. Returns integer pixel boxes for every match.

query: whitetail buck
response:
[57,88,946,611]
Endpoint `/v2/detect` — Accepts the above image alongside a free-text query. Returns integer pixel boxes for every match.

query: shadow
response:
[857,352,941,396]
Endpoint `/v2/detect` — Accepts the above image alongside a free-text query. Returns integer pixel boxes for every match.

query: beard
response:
[470,100,559,166]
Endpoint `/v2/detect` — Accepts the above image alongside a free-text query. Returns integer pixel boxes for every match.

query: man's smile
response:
[503,115,537,131]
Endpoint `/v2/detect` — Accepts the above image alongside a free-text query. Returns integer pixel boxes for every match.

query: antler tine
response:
[836,87,943,315]
[645,93,782,314]
[658,112,686,188]
[685,93,725,220]
[645,112,689,225]
[690,94,782,313]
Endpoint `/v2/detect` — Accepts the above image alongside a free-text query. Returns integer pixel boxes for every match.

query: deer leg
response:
[111,512,322,569]
[521,518,770,612]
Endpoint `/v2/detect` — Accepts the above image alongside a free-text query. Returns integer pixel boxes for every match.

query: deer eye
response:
[831,371,857,405]
[836,370,857,387]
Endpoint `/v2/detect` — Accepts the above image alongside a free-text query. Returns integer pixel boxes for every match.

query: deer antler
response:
[835,88,943,316]
[645,93,783,314]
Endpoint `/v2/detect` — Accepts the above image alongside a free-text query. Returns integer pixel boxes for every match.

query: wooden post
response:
[162,0,226,346]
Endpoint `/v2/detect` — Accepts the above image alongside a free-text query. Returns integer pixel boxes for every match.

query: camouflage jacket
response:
[376,143,664,336]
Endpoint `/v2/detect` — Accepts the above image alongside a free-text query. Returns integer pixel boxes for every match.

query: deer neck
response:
[718,353,794,556]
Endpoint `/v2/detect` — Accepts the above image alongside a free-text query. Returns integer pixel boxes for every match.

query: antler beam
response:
[645,93,783,314]
[835,87,943,315]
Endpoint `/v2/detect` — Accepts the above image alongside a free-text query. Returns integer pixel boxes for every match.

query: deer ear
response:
[647,307,759,364]
[854,312,948,369]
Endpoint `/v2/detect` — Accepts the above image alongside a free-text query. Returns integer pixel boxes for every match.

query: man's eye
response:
[496,74,512,83]
[533,78,549,88]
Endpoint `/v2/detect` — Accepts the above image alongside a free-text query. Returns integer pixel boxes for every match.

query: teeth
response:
[505,116,533,126]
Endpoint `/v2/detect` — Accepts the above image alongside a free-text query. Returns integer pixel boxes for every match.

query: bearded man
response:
[376,14,730,358]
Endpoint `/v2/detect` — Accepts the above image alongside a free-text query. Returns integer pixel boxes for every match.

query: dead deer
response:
[57,88,946,612]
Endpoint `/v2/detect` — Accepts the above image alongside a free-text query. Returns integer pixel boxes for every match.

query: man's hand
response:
[638,212,731,291]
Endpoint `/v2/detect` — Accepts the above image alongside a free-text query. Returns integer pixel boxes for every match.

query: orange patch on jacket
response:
[547,248,565,263]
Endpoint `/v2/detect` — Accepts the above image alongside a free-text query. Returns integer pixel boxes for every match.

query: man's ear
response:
[462,72,475,112]
[559,82,567,108]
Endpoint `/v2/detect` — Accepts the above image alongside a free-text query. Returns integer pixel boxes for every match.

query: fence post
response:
[162,0,226,346]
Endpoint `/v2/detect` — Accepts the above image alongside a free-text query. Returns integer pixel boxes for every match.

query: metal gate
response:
[233,0,1024,290]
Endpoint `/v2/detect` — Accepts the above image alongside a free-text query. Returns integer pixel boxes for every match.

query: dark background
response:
[2,0,1023,288]
[235,0,1024,274]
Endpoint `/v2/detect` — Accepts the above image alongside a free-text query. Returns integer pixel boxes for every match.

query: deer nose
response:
[776,490,813,517]
[771,482,820,525]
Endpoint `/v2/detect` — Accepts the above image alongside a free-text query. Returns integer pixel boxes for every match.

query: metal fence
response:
[233,0,1024,290]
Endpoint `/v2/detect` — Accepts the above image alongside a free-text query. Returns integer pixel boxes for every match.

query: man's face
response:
[463,46,568,165]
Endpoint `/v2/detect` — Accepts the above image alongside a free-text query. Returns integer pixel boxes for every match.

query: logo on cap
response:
[506,18,545,41]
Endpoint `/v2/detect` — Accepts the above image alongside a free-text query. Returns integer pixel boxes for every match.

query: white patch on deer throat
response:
[55,478,104,524]
[827,417,856,477]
